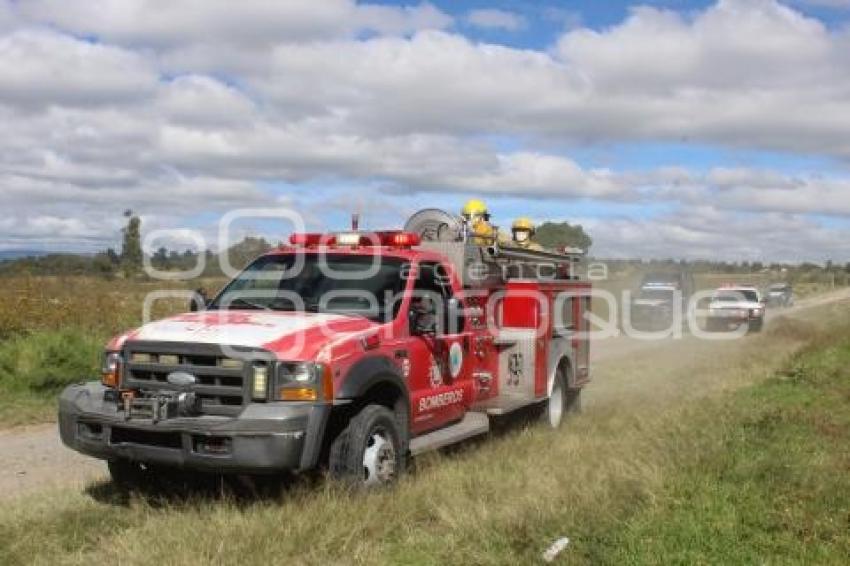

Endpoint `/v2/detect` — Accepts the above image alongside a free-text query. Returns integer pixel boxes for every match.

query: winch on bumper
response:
[58,382,332,474]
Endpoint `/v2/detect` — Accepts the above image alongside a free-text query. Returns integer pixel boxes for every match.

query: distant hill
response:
[0,250,53,261]
[0,237,274,277]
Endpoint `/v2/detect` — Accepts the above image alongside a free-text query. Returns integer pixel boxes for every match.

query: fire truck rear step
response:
[409,412,489,456]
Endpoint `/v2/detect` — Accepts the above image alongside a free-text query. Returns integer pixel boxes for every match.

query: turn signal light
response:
[279,387,318,402]
[101,352,121,388]
[102,370,119,388]
[321,364,334,400]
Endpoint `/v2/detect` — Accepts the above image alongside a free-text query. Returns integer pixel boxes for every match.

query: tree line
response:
[0,214,274,278]
[1,214,847,279]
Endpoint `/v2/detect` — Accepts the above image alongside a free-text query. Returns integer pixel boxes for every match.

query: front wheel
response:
[328,405,405,488]
[108,460,141,489]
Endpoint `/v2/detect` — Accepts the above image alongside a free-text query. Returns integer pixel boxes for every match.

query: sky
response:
[1,0,850,262]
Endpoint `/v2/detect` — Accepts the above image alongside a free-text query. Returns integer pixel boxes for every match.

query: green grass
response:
[0,330,102,427]
[1,307,849,564]
[0,275,226,428]
[586,339,850,564]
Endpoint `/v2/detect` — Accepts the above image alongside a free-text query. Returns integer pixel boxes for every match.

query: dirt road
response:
[0,422,105,499]
[2,288,849,501]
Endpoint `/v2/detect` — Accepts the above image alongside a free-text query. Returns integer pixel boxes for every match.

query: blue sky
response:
[375,0,850,43]
[1,0,849,262]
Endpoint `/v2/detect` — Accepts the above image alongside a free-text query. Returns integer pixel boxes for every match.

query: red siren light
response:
[379,231,420,247]
[289,233,334,246]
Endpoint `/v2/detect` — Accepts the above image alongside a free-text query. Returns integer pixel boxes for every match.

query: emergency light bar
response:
[289,231,420,248]
[289,233,333,246]
[336,232,364,246]
[376,231,420,247]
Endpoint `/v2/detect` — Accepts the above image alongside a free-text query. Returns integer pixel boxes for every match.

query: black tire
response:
[107,459,146,491]
[328,404,405,488]
[748,318,764,333]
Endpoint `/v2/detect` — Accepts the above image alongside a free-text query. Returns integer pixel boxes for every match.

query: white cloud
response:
[356,3,454,35]
[466,9,527,31]
[582,207,850,263]
[253,31,586,136]
[415,152,626,198]
[0,29,157,108]
[0,0,849,260]
[157,76,256,127]
[0,1,16,31]
[9,1,850,156]
[18,0,453,45]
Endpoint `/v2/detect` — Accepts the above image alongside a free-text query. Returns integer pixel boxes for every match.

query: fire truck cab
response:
[59,209,591,487]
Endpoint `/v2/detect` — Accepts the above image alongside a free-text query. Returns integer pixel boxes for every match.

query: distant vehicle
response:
[765,283,794,308]
[630,271,694,331]
[705,286,765,333]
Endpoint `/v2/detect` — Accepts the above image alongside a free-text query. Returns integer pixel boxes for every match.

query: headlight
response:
[101,351,122,388]
[279,362,316,384]
[273,362,333,402]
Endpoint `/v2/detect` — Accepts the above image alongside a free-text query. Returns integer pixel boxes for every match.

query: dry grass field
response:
[0,276,224,426]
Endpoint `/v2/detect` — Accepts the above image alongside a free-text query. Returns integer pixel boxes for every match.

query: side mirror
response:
[190,288,209,312]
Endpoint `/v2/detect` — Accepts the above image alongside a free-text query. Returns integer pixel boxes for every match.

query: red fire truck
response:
[59,209,591,487]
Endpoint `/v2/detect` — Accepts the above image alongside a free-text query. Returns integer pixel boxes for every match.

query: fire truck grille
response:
[121,342,264,416]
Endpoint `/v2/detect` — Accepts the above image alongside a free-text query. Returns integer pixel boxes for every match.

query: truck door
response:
[407,261,474,434]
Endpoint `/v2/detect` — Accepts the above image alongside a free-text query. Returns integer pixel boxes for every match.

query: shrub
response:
[0,330,102,394]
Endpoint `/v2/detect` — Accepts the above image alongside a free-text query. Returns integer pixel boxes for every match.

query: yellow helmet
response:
[512,217,535,233]
[462,198,489,218]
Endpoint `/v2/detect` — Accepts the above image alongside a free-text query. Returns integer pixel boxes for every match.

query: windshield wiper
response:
[260,297,323,313]
[229,297,271,311]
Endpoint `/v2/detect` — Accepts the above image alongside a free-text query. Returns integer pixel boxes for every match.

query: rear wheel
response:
[329,404,405,488]
[547,378,564,428]
[540,368,580,428]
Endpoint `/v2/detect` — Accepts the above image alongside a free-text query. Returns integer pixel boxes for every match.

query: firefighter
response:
[461,198,498,245]
[510,217,543,251]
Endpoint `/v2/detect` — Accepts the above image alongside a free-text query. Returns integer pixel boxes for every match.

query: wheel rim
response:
[362,427,396,486]
[548,382,564,428]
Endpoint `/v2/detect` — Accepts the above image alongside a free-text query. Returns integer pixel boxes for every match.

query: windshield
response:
[714,290,758,303]
[643,273,679,285]
[638,288,675,302]
[209,254,407,321]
